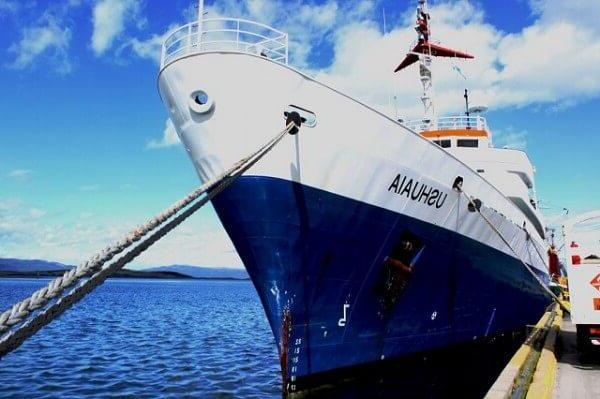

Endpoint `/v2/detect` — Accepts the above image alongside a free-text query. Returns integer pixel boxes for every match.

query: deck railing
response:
[161,18,288,68]
[402,116,488,133]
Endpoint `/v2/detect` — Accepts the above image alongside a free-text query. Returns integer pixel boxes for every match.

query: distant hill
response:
[0,258,248,280]
[145,265,248,279]
[0,268,192,280]
[0,258,70,272]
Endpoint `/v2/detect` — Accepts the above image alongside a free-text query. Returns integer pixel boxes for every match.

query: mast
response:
[416,0,435,122]
[394,0,474,123]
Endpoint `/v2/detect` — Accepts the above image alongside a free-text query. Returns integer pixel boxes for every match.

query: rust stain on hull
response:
[280,309,291,398]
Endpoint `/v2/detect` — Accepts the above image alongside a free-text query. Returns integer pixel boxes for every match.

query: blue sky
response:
[1,0,599,267]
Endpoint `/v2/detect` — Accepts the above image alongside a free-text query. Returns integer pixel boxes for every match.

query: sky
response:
[1,0,599,268]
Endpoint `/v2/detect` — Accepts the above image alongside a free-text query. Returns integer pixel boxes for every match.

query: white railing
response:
[160,18,288,68]
[402,115,488,133]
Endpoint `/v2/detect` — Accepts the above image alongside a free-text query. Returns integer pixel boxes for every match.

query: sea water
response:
[0,278,525,398]
[0,279,280,398]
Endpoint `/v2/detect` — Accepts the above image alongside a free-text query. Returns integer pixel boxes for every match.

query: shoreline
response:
[0,270,250,281]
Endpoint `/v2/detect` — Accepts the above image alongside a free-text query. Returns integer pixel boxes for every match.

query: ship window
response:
[477,169,485,173]
[457,139,478,148]
[432,139,451,148]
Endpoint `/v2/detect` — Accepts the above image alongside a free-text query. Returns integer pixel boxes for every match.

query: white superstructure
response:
[403,115,545,239]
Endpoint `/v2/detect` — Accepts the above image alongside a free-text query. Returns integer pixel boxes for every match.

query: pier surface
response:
[554,315,600,399]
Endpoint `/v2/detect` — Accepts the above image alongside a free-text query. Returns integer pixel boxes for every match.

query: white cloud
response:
[493,127,528,150]
[7,169,32,180]
[125,34,164,63]
[132,217,243,268]
[29,208,46,218]
[102,0,600,115]
[245,0,278,23]
[0,197,21,211]
[494,22,600,108]
[120,25,178,64]
[146,118,180,149]
[0,197,242,268]
[91,0,141,56]
[311,0,600,118]
[530,0,600,34]
[8,17,72,73]
[204,0,374,68]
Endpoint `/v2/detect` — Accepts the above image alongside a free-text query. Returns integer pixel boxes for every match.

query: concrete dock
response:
[486,303,600,399]
[554,315,600,399]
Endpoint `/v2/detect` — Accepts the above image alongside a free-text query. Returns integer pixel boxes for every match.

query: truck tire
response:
[576,325,591,361]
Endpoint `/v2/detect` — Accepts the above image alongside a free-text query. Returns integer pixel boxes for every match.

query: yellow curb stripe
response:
[526,306,563,399]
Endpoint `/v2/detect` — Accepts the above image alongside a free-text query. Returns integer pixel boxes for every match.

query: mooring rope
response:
[0,121,297,358]
[455,186,570,314]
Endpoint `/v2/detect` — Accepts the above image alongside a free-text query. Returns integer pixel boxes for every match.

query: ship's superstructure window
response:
[457,139,478,148]
[433,139,451,148]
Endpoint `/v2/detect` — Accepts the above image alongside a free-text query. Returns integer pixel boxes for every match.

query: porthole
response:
[189,90,214,114]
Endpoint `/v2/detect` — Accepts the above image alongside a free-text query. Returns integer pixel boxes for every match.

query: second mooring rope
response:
[0,121,297,358]
[455,186,570,314]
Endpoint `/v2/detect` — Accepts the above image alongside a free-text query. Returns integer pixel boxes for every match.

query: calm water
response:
[0,278,524,398]
[0,279,280,398]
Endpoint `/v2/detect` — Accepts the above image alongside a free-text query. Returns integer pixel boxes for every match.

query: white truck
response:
[563,211,600,353]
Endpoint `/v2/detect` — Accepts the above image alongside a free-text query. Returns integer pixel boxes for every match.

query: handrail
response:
[403,115,489,133]
[161,17,289,68]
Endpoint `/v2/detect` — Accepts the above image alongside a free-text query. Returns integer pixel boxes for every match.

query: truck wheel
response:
[576,325,590,361]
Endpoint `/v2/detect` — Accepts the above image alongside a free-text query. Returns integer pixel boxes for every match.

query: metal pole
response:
[285,34,288,64]
[198,0,204,48]
[464,89,470,129]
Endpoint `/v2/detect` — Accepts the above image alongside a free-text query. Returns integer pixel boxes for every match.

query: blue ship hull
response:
[212,176,551,393]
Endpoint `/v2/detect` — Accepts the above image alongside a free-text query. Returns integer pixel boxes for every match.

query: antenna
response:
[452,64,467,80]
[382,7,387,34]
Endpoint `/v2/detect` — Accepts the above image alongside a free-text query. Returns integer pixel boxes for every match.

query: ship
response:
[158,0,552,395]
